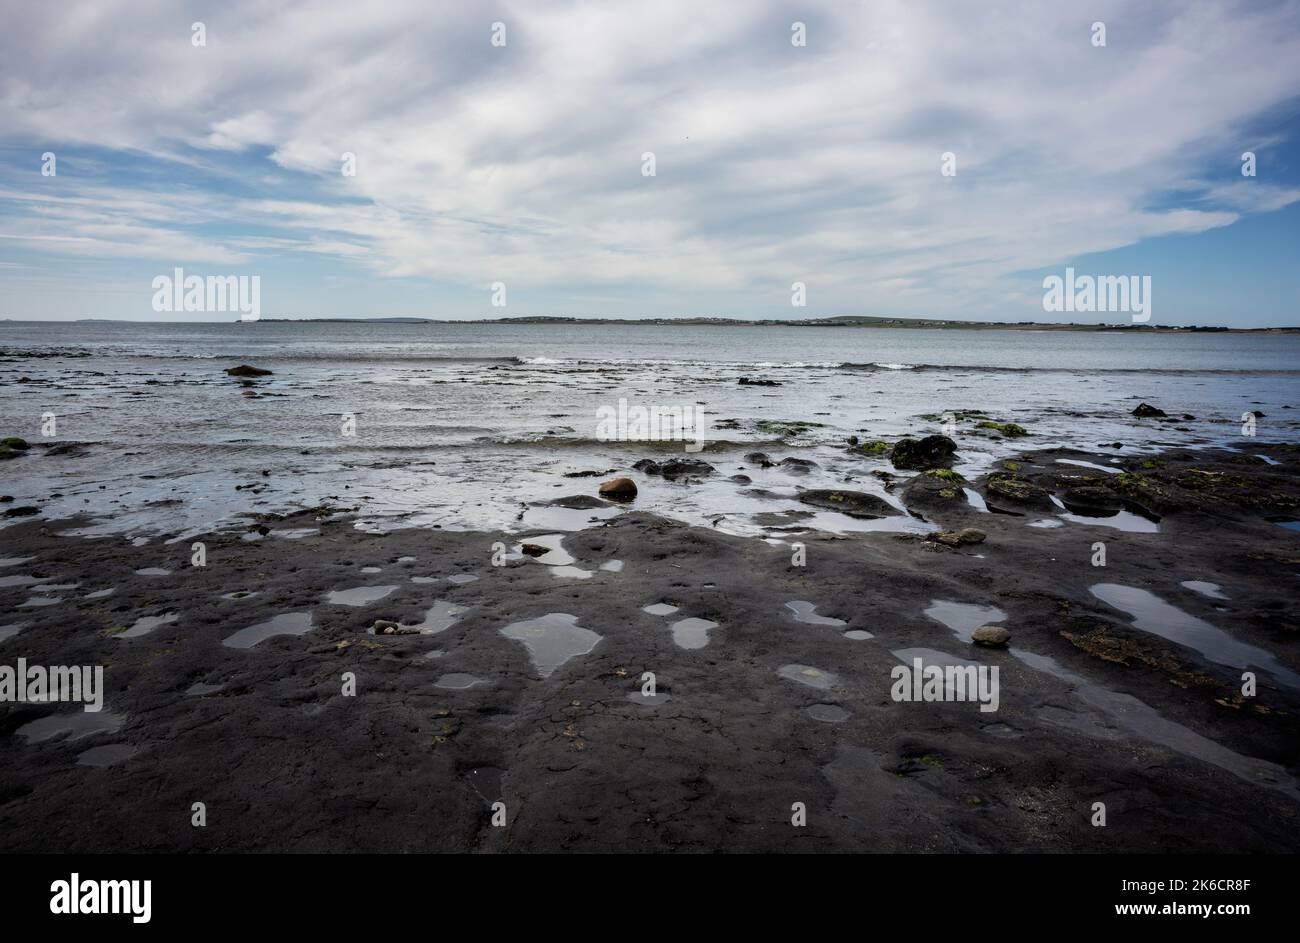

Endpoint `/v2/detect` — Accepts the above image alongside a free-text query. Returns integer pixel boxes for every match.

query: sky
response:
[0,0,1298,326]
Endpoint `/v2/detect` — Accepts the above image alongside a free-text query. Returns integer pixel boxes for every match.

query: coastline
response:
[2,441,1298,852]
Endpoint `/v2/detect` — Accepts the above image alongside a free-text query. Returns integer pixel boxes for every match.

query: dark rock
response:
[521,543,550,557]
[1131,403,1166,418]
[797,490,899,519]
[632,459,662,475]
[728,474,752,484]
[890,435,957,470]
[224,365,273,377]
[1,437,30,450]
[985,476,1052,509]
[4,506,40,517]
[778,457,817,474]
[1059,486,1123,516]
[659,458,714,480]
[738,377,781,387]
[927,528,986,547]
[743,451,773,468]
[547,494,610,509]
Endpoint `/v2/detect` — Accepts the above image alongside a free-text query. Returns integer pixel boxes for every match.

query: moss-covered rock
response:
[976,421,1028,437]
[890,435,957,470]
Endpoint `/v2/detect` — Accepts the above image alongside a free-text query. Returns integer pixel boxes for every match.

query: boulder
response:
[890,435,957,470]
[972,625,1011,647]
[738,376,781,387]
[598,477,637,500]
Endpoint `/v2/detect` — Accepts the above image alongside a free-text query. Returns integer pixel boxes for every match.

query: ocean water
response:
[1,321,1296,540]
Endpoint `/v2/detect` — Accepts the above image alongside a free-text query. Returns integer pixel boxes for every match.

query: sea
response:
[1,320,1297,541]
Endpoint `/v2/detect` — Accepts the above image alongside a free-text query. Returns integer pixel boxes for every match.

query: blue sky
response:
[1,0,1298,325]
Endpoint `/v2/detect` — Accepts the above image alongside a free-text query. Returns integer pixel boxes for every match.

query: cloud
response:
[0,0,1298,318]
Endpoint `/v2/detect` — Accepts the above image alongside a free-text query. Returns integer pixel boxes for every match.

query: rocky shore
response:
[1,440,1298,852]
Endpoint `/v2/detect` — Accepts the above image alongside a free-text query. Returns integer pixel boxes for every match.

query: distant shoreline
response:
[8,316,1298,333]
[215,316,1300,334]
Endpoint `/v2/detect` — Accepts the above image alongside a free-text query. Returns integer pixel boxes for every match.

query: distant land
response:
[234,315,1300,333]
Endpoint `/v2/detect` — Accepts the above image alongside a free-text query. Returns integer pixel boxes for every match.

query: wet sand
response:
[1,443,1298,852]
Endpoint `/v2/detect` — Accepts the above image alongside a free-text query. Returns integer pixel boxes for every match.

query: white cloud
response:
[0,0,1298,318]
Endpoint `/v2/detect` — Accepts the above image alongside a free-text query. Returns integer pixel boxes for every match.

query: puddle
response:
[0,623,25,642]
[185,682,225,696]
[407,600,467,635]
[221,590,259,600]
[891,648,985,698]
[806,703,850,723]
[1028,518,1064,529]
[434,673,486,690]
[411,576,439,584]
[600,560,624,572]
[551,565,594,580]
[134,568,171,576]
[0,556,35,567]
[0,574,48,589]
[778,664,838,690]
[1051,496,1159,533]
[77,744,137,767]
[360,566,383,574]
[446,574,479,585]
[1273,519,1300,533]
[222,611,314,649]
[271,528,318,539]
[1181,580,1228,601]
[423,650,446,660]
[963,488,989,512]
[500,613,602,678]
[520,504,622,532]
[643,603,679,616]
[669,617,718,649]
[326,585,399,606]
[1057,459,1118,474]
[981,723,1021,739]
[1014,648,1299,801]
[785,600,846,627]
[924,600,1007,643]
[19,596,62,608]
[627,691,671,708]
[843,629,874,641]
[83,588,115,599]
[118,611,179,639]
[397,556,416,563]
[1090,584,1300,688]
[516,534,575,565]
[16,711,125,743]
[1255,455,1281,466]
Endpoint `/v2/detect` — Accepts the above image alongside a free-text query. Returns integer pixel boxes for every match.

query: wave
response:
[7,345,1298,376]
